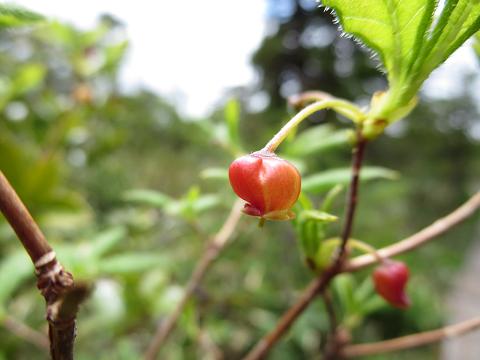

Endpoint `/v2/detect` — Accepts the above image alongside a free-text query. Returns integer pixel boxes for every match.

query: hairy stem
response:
[0,170,87,360]
[288,90,335,108]
[342,316,480,357]
[262,99,364,153]
[144,200,243,360]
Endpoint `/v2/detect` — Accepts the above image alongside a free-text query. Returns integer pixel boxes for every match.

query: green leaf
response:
[333,274,357,312]
[314,238,340,270]
[99,253,167,275]
[285,125,353,157]
[0,252,32,308]
[89,227,127,258]
[322,0,436,81]
[299,210,337,223]
[200,167,229,181]
[188,194,221,214]
[224,98,241,152]
[297,208,338,261]
[302,167,399,194]
[320,184,344,212]
[103,41,129,72]
[474,32,480,59]
[361,296,386,314]
[324,0,480,133]
[168,194,221,219]
[296,192,314,210]
[418,1,480,75]
[0,4,44,27]
[122,189,173,208]
[12,64,46,95]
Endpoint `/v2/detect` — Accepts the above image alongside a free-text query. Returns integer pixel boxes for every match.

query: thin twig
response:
[322,291,344,360]
[198,328,224,360]
[245,190,480,359]
[337,133,367,261]
[262,100,364,153]
[144,200,243,360]
[342,316,480,357]
[0,170,86,360]
[344,191,480,272]
[243,266,340,360]
[3,315,49,350]
[243,133,368,360]
[244,190,480,359]
[323,291,337,336]
[288,91,334,108]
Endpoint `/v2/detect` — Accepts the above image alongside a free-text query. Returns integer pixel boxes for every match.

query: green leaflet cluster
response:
[322,0,480,137]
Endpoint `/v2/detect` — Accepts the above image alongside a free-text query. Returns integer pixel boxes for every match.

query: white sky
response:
[12,0,267,117]
[9,1,480,117]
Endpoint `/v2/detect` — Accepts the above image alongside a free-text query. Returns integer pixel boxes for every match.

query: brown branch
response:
[344,191,480,272]
[323,291,338,336]
[243,133,368,360]
[197,328,224,360]
[342,316,480,358]
[244,190,480,359]
[3,315,49,350]
[322,295,353,360]
[337,134,367,261]
[144,200,243,360]
[244,265,340,360]
[0,170,86,360]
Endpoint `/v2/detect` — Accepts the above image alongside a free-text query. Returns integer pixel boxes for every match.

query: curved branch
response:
[288,90,334,108]
[243,191,480,359]
[262,99,364,153]
[344,191,480,272]
[144,200,243,360]
[342,316,480,357]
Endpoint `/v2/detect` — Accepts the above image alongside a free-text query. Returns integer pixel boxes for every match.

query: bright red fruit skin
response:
[228,152,301,220]
[373,260,410,309]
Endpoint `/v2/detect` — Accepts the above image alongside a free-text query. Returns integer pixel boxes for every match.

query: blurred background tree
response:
[0,1,478,359]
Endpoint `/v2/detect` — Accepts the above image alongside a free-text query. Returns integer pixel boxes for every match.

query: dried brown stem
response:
[144,200,243,360]
[342,316,480,357]
[243,133,368,360]
[3,315,49,350]
[0,170,86,360]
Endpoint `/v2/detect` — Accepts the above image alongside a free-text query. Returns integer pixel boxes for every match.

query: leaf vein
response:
[343,16,389,28]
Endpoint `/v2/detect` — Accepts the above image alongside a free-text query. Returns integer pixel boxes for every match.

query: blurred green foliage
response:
[0,2,478,360]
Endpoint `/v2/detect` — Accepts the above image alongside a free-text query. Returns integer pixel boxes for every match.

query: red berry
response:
[228,152,301,220]
[373,260,410,309]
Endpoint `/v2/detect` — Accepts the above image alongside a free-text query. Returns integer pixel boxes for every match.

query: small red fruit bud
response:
[373,260,410,309]
[228,152,301,220]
